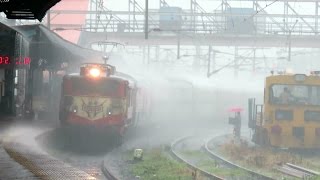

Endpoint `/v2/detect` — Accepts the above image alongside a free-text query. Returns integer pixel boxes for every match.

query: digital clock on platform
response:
[0,56,31,65]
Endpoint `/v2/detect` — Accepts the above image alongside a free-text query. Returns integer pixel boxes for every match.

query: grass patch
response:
[197,159,249,178]
[180,150,250,178]
[215,139,305,179]
[180,150,207,158]
[311,175,320,180]
[128,147,194,180]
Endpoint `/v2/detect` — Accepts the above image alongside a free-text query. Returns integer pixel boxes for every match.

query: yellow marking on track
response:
[4,142,96,180]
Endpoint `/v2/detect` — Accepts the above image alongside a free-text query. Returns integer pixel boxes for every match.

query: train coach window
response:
[275,110,293,121]
[305,111,320,122]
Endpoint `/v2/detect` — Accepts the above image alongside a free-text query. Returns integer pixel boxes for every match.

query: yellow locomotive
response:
[249,72,320,149]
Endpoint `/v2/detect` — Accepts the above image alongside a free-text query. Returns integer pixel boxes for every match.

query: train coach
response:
[58,63,149,144]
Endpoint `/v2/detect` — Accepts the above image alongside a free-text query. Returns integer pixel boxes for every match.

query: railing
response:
[48,9,320,36]
[2,9,319,37]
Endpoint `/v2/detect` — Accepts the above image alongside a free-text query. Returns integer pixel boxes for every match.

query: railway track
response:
[277,163,320,179]
[171,135,276,180]
[171,136,224,180]
[101,160,119,180]
[204,137,274,180]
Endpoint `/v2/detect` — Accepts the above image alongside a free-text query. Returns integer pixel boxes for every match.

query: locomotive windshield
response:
[270,84,320,106]
[68,78,122,97]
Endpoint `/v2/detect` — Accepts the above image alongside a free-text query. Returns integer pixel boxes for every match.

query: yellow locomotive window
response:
[275,110,293,121]
[270,84,320,106]
[305,111,320,122]
[294,74,306,82]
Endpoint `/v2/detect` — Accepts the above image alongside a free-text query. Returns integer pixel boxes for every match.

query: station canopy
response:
[0,0,60,21]
[0,22,103,70]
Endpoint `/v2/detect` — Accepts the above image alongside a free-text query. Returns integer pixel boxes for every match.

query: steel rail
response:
[277,164,308,178]
[277,163,319,178]
[286,163,320,176]
[170,136,224,180]
[204,136,275,180]
[101,160,120,180]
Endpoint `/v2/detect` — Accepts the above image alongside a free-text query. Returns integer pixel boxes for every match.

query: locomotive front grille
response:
[292,127,304,138]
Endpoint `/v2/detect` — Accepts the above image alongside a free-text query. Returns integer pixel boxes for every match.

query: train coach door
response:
[125,85,138,127]
[131,88,138,126]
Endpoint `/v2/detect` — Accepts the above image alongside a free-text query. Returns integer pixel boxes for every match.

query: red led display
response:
[0,56,10,64]
[15,57,31,65]
[0,56,31,65]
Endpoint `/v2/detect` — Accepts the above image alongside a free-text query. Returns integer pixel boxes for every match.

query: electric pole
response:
[145,0,149,39]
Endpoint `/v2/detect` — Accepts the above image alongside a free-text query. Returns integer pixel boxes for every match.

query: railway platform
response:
[0,116,38,179]
[0,118,97,180]
[0,145,39,180]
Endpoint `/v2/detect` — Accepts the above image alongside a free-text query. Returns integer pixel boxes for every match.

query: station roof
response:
[13,23,102,60]
[0,0,61,21]
[0,22,103,70]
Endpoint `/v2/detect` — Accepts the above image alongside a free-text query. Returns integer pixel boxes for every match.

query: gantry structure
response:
[3,0,320,75]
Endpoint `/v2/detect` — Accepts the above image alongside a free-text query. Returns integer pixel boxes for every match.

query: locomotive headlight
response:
[89,68,101,77]
[72,105,78,113]
[106,108,112,115]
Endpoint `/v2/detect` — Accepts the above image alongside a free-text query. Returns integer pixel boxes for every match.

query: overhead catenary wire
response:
[243,0,280,22]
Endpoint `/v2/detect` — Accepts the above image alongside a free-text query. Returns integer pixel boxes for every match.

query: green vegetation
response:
[128,148,193,180]
[196,157,249,178]
[180,150,208,158]
[182,149,250,178]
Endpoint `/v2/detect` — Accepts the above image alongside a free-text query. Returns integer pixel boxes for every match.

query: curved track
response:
[171,135,276,180]
[171,136,224,180]
[204,136,274,180]
[101,160,119,180]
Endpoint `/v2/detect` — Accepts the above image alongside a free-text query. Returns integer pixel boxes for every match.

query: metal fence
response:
[48,9,320,36]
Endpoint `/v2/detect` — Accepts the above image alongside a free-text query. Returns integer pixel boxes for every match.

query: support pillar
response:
[143,46,146,64]
[177,34,181,59]
[253,48,256,74]
[316,2,319,35]
[156,45,160,62]
[284,1,289,33]
[89,0,93,31]
[288,32,292,62]
[207,45,214,77]
[190,0,195,32]
[128,0,131,32]
[234,46,239,78]
[147,45,150,64]
[47,10,51,29]
[193,45,200,72]
[145,0,149,39]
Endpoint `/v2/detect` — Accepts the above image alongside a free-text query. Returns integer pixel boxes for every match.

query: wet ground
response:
[0,145,39,180]
[0,112,235,180]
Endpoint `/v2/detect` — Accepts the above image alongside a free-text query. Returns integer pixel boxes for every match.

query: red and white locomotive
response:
[59,63,149,143]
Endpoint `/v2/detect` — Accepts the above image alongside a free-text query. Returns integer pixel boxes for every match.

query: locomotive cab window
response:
[270,84,320,106]
[71,78,121,97]
[305,111,320,122]
[275,109,293,121]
